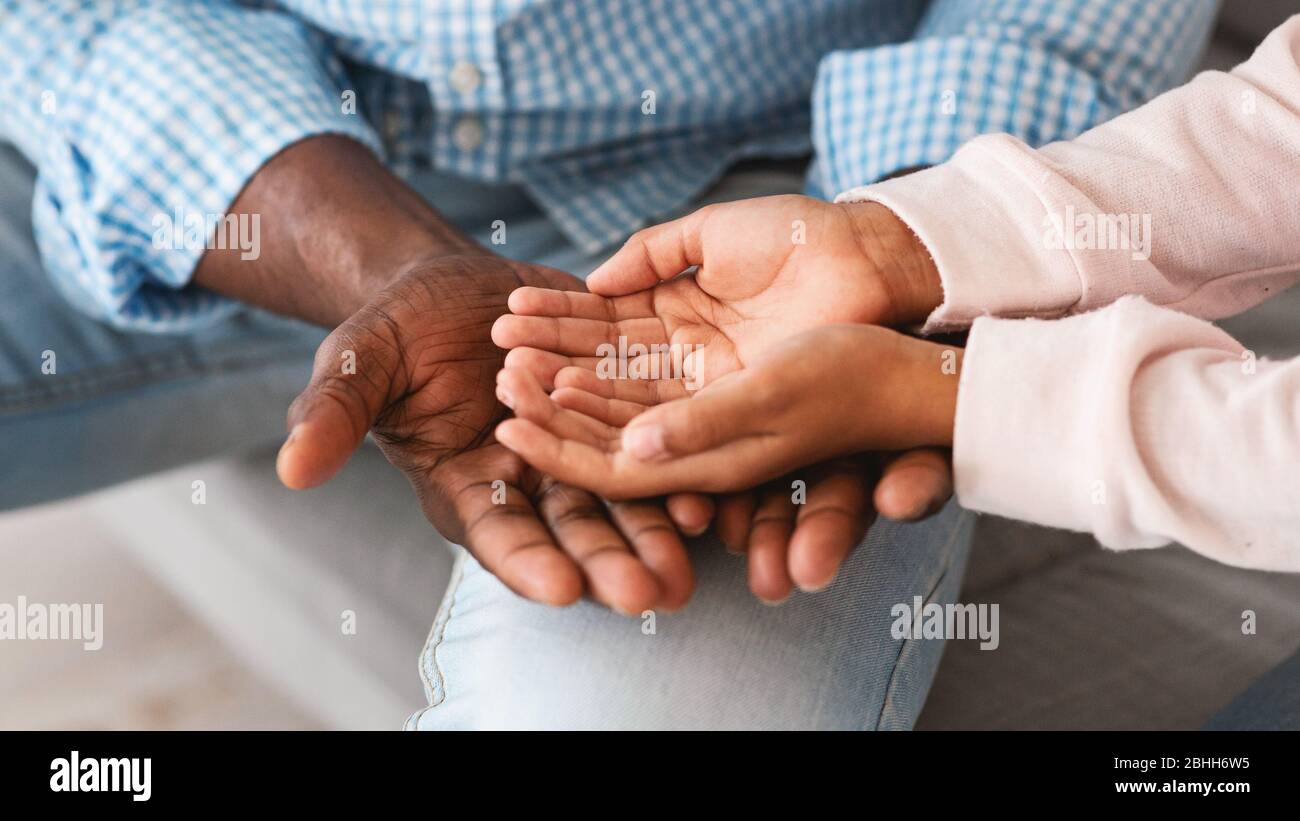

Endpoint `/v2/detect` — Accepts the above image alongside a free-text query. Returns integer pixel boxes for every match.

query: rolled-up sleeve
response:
[0,0,383,331]
[810,0,1218,197]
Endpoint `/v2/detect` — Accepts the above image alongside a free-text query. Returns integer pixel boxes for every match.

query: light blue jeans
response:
[1,144,974,729]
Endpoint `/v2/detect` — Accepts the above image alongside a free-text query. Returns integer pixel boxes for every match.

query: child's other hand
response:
[495,324,960,597]
[495,324,959,502]
[495,343,953,601]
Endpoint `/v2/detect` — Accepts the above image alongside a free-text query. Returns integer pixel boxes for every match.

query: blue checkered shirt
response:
[0,0,1218,330]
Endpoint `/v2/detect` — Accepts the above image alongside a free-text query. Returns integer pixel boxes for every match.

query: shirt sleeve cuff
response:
[25,3,385,332]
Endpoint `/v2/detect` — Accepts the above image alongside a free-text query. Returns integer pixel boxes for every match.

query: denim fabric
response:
[409,503,974,730]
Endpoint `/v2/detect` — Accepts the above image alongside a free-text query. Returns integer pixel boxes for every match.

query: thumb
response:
[621,371,758,462]
[277,327,393,490]
[587,207,710,295]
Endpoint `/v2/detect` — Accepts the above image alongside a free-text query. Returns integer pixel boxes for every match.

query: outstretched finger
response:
[552,385,648,427]
[423,454,585,607]
[495,416,782,498]
[605,498,696,611]
[787,459,875,593]
[532,479,661,616]
[502,348,602,391]
[507,286,655,322]
[746,485,797,604]
[491,313,667,357]
[496,367,619,448]
[554,364,692,405]
[875,448,953,521]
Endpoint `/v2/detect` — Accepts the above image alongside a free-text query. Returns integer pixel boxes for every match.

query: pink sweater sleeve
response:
[838,15,1300,334]
[839,17,1300,569]
[957,298,1300,569]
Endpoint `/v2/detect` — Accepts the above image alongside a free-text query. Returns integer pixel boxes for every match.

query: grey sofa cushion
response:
[918,517,1300,729]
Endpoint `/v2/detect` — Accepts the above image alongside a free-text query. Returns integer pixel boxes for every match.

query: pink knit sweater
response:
[840,15,1300,570]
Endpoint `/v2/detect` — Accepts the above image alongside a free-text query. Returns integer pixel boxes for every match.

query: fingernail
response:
[276,424,302,479]
[758,592,791,607]
[496,385,515,409]
[798,573,837,594]
[623,424,667,461]
[279,423,302,455]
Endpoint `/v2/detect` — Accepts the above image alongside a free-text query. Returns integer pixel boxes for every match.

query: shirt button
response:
[383,111,404,141]
[452,116,485,151]
[449,60,483,94]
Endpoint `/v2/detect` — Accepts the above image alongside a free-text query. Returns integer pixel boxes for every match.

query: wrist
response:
[923,343,962,448]
[841,201,944,327]
[327,223,482,320]
[194,135,480,327]
[848,330,960,450]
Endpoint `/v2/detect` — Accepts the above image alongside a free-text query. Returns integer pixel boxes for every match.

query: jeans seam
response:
[870,509,969,731]
[408,550,466,728]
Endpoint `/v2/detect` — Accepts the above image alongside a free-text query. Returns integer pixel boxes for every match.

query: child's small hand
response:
[494,324,961,499]
[490,195,943,392]
[488,195,954,601]
[495,324,960,597]
[495,343,953,600]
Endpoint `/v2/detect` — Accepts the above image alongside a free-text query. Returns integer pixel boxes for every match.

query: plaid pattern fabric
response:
[0,0,1217,331]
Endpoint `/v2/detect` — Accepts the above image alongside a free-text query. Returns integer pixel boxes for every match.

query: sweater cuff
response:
[953,298,1247,549]
[952,311,1106,535]
[836,134,1086,334]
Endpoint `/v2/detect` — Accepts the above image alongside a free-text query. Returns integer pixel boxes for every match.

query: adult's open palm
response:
[275,253,694,614]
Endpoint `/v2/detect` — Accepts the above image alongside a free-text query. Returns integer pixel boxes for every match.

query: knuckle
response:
[538,483,606,522]
[745,372,785,414]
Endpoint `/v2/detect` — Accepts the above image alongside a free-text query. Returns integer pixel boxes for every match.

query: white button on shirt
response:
[383,111,404,141]
[449,60,482,94]
[452,115,486,150]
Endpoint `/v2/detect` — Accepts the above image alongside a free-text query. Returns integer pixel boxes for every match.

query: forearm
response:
[193,135,478,327]
[2,1,465,331]
[841,16,1300,332]
[954,297,1300,570]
